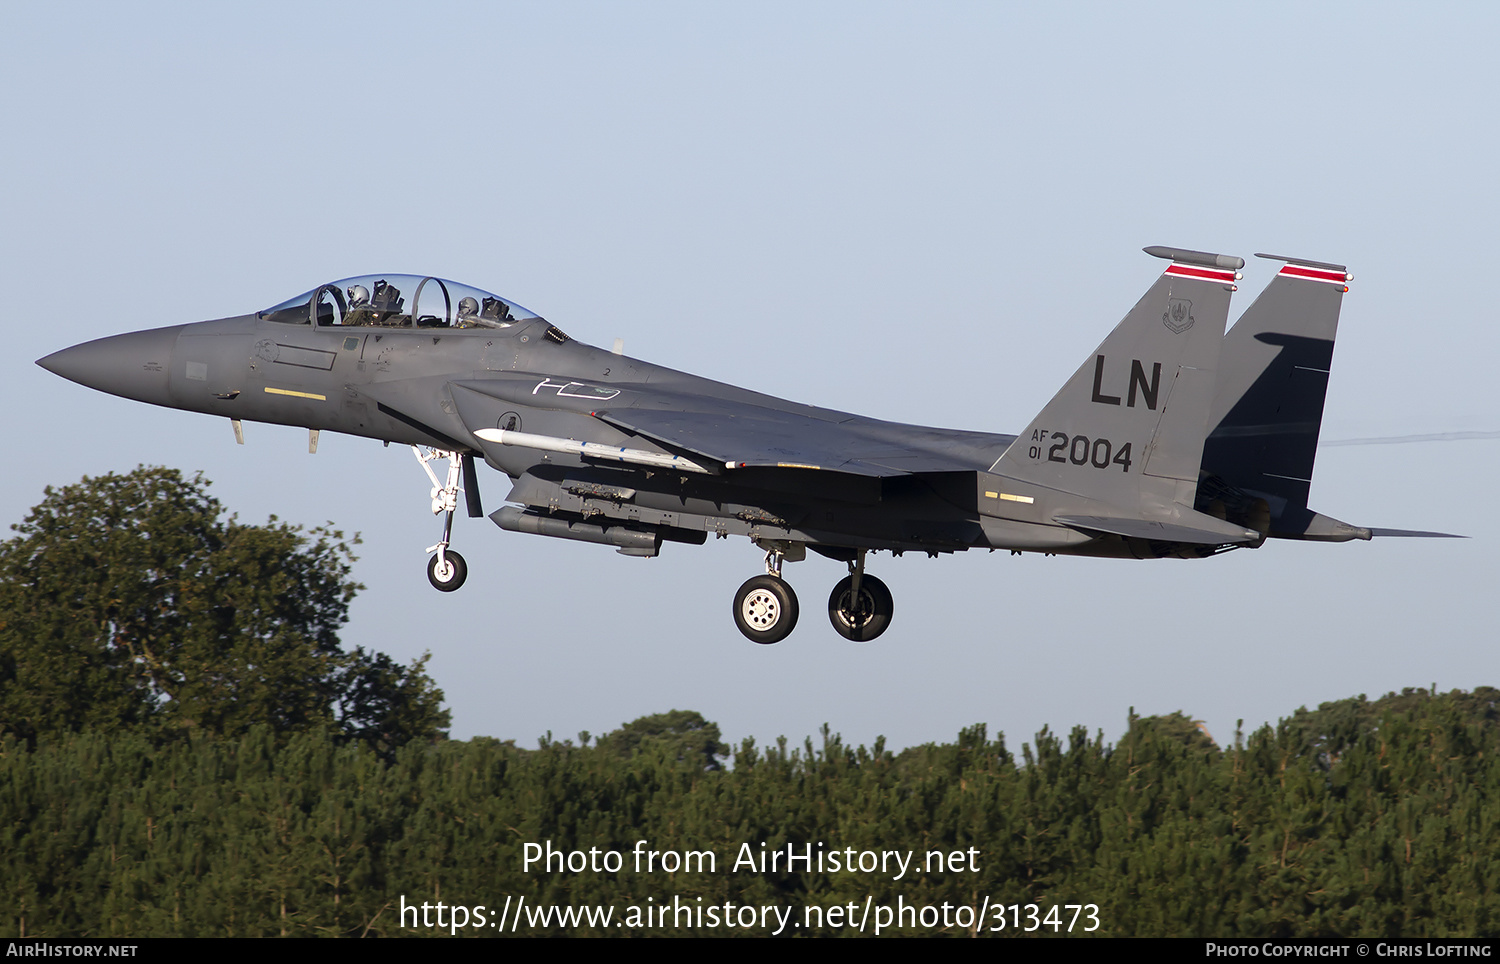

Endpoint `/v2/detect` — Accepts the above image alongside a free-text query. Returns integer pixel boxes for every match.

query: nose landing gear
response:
[414,446,470,592]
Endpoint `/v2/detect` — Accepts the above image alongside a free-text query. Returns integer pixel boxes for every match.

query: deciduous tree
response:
[0,466,447,750]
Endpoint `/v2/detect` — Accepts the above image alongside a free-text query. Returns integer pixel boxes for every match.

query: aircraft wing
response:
[592,408,979,476]
[449,377,989,477]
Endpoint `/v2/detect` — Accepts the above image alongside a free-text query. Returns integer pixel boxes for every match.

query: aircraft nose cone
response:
[37,326,185,405]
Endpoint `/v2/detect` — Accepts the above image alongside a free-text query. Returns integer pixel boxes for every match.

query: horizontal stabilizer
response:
[1281,510,1465,542]
[1368,527,1467,539]
[1054,515,1261,545]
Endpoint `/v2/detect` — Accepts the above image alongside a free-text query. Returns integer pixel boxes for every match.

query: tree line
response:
[3,689,1499,937]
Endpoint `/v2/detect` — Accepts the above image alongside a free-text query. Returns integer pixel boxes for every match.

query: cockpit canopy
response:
[259,274,543,329]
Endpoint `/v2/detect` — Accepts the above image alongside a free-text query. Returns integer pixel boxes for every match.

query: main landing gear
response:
[733,549,801,644]
[731,546,893,644]
[828,552,893,642]
[414,446,468,592]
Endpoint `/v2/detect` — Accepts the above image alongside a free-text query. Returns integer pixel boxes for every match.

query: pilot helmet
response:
[458,296,479,317]
[347,284,370,306]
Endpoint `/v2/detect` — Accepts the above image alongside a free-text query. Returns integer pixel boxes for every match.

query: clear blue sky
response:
[3,2,1495,753]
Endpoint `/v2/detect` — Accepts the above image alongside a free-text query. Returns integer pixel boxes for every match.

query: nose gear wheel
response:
[428,550,468,591]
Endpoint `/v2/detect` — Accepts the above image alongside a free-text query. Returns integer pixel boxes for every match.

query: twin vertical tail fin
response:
[984,248,1459,549]
[1196,254,1354,539]
[988,246,1262,545]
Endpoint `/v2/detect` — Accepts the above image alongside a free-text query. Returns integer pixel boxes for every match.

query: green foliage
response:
[593,709,729,770]
[334,648,449,763]
[6,691,1500,937]
[1123,709,1221,755]
[1282,686,1500,769]
[0,466,448,752]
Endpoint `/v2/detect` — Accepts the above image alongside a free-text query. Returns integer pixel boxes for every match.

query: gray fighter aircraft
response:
[37,247,1454,644]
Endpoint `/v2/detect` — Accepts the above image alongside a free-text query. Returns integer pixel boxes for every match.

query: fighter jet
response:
[36,247,1454,644]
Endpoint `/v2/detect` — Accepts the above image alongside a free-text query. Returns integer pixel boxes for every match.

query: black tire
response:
[427,550,468,592]
[827,573,893,641]
[733,575,799,644]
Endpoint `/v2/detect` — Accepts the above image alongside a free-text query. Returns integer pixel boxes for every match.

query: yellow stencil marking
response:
[264,387,327,401]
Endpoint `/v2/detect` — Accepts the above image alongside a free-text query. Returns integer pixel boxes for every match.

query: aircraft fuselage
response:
[42,251,1429,645]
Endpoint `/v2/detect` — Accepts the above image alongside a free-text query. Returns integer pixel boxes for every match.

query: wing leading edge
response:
[448,376,1002,478]
[592,408,986,477]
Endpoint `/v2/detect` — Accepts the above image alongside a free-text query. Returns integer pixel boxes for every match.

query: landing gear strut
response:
[827,549,893,641]
[732,546,799,644]
[414,446,468,592]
